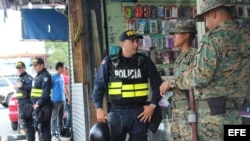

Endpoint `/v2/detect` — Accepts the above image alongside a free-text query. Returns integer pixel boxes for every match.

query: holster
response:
[207,96,226,115]
[32,105,52,123]
[148,105,162,133]
[19,103,34,119]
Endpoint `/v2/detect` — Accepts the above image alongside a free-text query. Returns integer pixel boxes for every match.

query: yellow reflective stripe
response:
[134,83,148,90]
[31,88,42,97]
[31,93,51,97]
[16,93,23,97]
[135,90,148,96]
[122,83,148,90]
[122,92,134,97]
[109,82,122,88]
[122,90,148,97]
[31,93,42,97]
[31,89,42,93]
[122,84,134,90]
[109,89,121,95]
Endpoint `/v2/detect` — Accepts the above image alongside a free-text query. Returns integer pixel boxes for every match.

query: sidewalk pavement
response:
[0,132,39,141]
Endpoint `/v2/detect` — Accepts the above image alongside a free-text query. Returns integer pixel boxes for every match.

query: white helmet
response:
[59,126,72,141]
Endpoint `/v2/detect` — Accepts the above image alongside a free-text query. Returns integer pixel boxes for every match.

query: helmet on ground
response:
[59,126,72,141]
[89,122,111,141]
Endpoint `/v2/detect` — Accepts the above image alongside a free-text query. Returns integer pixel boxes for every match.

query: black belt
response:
[197,99,238,109]
[111,103,144,109]
[172,100,189,109]
[172,98,239,109]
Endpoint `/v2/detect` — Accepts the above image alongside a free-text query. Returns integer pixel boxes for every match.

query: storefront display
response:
[106,0,196,77]
[105,1,196,140]
[104,0,250,140]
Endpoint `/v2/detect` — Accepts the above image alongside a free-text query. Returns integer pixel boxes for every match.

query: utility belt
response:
[32,97,51,105]
[197,96,240,115]
[172,97,239,110]
[197,98,238,109]
[32,99,52,123]
[111,103,145,109]
[172,100,189,109]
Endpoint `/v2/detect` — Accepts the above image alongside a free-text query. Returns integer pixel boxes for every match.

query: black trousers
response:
[18,99,36,141]
[33,100,53,141]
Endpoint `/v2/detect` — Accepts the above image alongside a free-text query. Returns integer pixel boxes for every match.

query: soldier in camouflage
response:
[160,20,197,141]
[161,0,250,141]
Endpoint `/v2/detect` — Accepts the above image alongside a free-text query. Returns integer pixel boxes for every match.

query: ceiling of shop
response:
[0,0,67,10]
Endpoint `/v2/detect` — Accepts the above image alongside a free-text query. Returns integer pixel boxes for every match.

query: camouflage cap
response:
[169,21,197,34]
[194,0,227,21]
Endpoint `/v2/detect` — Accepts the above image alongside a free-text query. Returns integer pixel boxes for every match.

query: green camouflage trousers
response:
[196,97,245,141]
[170,108,193,141]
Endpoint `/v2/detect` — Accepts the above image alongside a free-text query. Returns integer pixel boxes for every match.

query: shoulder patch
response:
[28,77,33,80]
[44,77,48,82]
[109,54,119,68]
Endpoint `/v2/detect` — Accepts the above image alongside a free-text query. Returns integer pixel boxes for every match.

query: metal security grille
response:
[72,83,90,141]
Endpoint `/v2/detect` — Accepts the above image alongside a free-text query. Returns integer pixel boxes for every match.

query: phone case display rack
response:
[106,1,197,78]
[106,1,194,141]
[124,3,197,77]
[226,0,250,30]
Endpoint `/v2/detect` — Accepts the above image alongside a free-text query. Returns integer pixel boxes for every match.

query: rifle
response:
[189,88,198,141]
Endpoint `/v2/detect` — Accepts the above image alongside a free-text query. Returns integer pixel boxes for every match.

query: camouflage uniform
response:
[176,0,250,141]
[168,21,197,141]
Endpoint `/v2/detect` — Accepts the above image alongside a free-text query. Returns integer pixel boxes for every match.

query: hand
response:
[33,103,39,110]
[183,70,190,77]
[137,105,155,123]
[67,98,70,105]
[96,108,108,123]
[14,82,22,89]
[160,80,170,96]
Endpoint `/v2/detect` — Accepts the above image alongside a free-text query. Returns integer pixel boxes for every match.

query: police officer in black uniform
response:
[15,61,35,141]
[30,57,53,141]
[92,30,162,141]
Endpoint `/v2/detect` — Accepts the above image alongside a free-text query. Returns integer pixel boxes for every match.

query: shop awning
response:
[21,9,68,41]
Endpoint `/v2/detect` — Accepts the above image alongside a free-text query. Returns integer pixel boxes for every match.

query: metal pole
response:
[189,89,198,141]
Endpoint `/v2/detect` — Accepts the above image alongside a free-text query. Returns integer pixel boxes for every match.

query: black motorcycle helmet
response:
[89,111,122,141]
[89,122,111,141]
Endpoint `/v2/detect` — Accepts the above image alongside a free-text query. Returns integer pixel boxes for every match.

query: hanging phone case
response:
[123,6,132,19]
[135,5,143,18]
[150,6,157,19]
[143,5,150,18]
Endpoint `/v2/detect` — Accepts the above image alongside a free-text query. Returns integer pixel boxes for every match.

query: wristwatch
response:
[150,103,156,108]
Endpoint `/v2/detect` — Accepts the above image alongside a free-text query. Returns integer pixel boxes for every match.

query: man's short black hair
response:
[55,62,65,70]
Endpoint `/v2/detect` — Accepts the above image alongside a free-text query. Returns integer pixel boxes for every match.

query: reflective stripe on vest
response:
[16,92,23,98]
[31,88,42,98]
[108,83,149,98]
[16,89,29,99]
